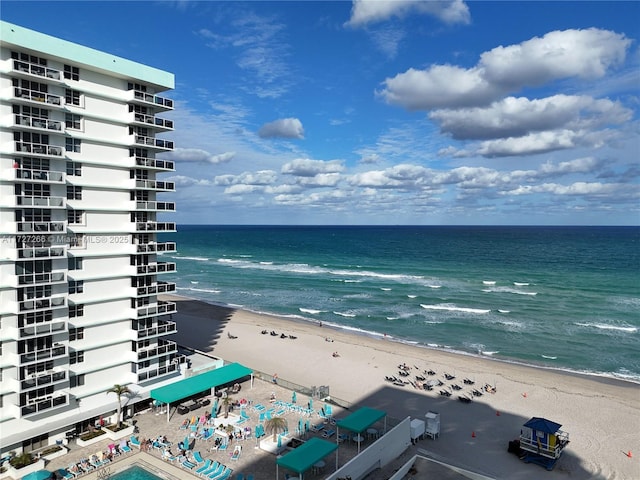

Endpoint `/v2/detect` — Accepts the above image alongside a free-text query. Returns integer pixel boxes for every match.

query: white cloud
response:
[214,170,278,186]
[346,0,470,27]
[258,118,305,139]
[168,148,236,164]
[378,29,632,111]
[281,158,345,176]
[164,175,213,186]
[430,95,632,140]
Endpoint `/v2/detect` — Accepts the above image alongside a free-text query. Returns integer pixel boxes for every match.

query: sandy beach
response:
[164,293,639,480]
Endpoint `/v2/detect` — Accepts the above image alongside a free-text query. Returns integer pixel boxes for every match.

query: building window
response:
[65,138,81,153]
[69,351,84,364]
[69,327,85,341]
[68,256,83,270]
[63,65,79,81]
[69,280,84,294]
[65,113,81,130]
[64,89,81,106]
[69,374,85,387]
[67,210,84,225]
[66,186,82,200]
[68,234,84,248]
[69,304,84,318]
[66,161,82,176]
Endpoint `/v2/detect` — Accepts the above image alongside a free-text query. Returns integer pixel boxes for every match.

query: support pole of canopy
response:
[167,402,170,423]
[251,373,254,389]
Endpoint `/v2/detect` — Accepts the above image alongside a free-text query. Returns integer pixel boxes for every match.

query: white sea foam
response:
[189,287,221,294]
[482,351,499,356]
[541,355,558,360]
[497,309,510,313]
[380,287,392,291]
[484,286,537,296]
[483,280,496,285]
[420,304,491,314]
[333,311,356,318]
[190,281,199,284]
[407,295,417,298]
[428,285,442,289]
[259,261,273,265]
[299,308,323,315]
[514,282,530,286]
[575,322,637,333]
[179,256,209,261]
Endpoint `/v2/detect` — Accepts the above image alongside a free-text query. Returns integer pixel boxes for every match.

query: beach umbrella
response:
[292,391,297,403]
[212,399,218,417]
[277,434,282,448]
[22,470,53,480]
[298,418,303,434]
[308,397,313,410]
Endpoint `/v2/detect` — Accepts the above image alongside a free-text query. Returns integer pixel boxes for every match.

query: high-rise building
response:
[0,21,181,454]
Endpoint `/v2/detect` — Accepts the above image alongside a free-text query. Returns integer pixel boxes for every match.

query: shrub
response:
[9,452,35,469]
[79,429,107,441]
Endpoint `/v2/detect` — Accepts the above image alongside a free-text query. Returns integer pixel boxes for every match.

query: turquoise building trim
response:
[1,21,174,89]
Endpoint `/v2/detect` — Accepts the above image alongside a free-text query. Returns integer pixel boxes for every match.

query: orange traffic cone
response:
[626,451,632,458]
[471,431,476,438]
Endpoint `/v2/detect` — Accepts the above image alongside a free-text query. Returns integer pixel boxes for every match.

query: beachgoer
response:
[272,373,278,384]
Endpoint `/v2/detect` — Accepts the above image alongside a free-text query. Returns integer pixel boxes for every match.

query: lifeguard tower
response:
[519,417,569,470]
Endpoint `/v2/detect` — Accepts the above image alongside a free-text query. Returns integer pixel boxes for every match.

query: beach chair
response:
[212,467,233,480]
[181,459,197,470]
[193,451,206,464]
[218,440,228,451]
[129,436,141,448]
[162,449,178,462]
[199,461,221,477]
[246,475,254,480]
[253,403,266,412]
[206,464,227,479]
[322,429,335,438]
[231,445,242,461]
[311,422,324,432]
[56,468,75,480]
[180,419,190,429]
[195,459,212,474]
[119,441,132,454]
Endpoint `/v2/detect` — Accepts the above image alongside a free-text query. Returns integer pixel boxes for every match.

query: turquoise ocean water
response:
[161,226,640,382]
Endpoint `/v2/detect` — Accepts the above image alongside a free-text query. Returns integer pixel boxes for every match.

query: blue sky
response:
[3,1,639,225]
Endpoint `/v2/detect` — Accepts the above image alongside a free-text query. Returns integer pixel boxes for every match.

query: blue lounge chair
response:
[235,474,244,480]
[322,429,335,438]
[311,422,324,432]
[193,451,205,464]
[195,459,212,474]
[210,467,232,480]
[218,441,228,451]
[129,436,141,448]
[203,464,224,478]
[199,461,221,477]
[56,469,74,480]
[246,475,254,480]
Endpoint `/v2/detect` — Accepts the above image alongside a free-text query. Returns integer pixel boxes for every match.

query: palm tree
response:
[221,395,233,419]
[265,417,288,442]
[106,384,131,429]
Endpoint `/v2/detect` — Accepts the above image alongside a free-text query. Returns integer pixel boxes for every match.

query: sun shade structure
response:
[276,437,338,479]
[336,406,386,454]
[150,363,252,420]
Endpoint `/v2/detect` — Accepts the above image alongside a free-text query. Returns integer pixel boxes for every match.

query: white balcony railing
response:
[131,89,174,110]
[13,59,62,80]
[16,142,63,157]
[15,115,63,131]
[17,221,65,233]
[135,156,175,171]
[133,112,174,130]
[135,201,176,211]
[14,88,62,106]
[134,179,175,191]
[18,271,66,286]
[133,135,174,150]
[17,196,65,208]
[135,222,176,232]
[15,168,64,183]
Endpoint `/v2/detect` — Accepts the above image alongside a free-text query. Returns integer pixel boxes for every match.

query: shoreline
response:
[170,292,639,389]
[164,292,640,479]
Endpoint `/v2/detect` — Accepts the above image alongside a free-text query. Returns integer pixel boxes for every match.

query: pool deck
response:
[40,377,375,480]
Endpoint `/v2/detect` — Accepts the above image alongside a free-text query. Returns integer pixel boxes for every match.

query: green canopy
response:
[276,437,337,474]
[336,406,386,433]
[150,362,251,404]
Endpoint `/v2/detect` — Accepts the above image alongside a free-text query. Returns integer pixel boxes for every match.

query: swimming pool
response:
[109,464,163,480]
